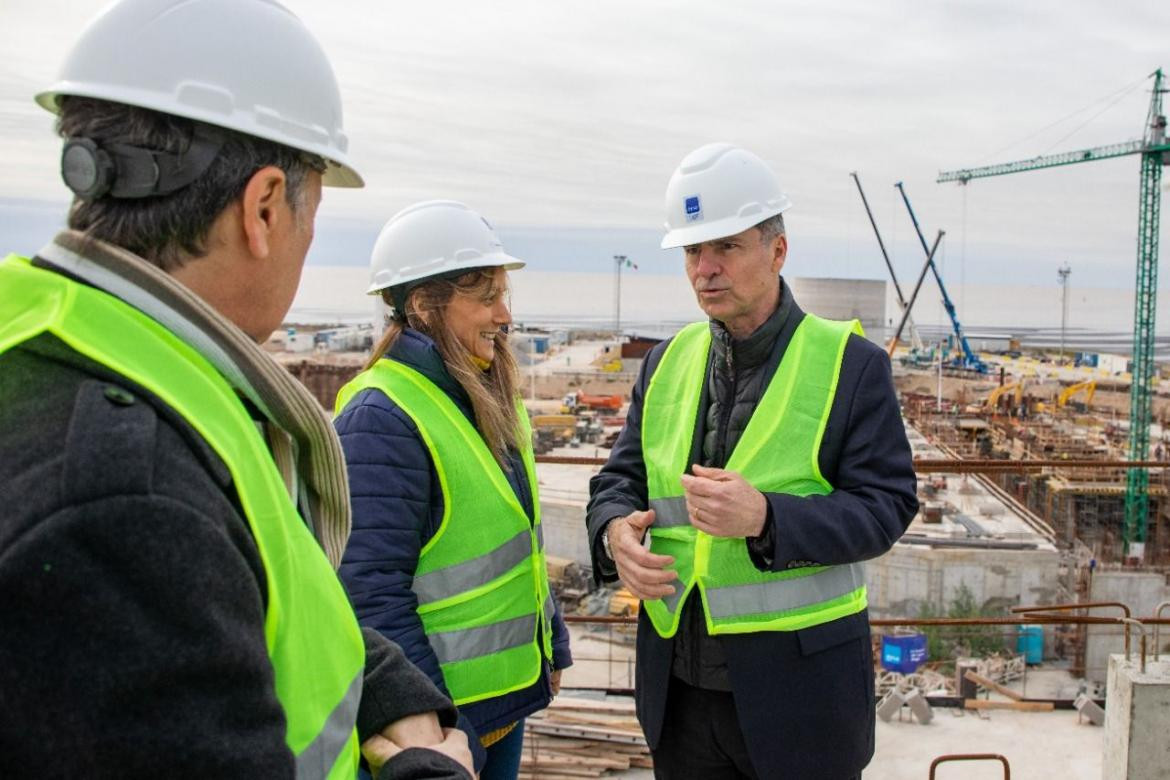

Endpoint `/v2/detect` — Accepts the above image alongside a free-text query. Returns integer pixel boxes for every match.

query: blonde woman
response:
[336,201,571,780]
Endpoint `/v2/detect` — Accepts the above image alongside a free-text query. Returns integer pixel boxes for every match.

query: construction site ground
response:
[870,705,1100,779]
[558,620,1105,778]
[522,339,638,399]
[545,674,1102,779]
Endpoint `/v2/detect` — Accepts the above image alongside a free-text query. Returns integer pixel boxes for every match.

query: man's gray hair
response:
[57,97,317,272]
[756,213,786,245]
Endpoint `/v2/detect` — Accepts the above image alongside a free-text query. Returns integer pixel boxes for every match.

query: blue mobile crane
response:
[895,181,988,374]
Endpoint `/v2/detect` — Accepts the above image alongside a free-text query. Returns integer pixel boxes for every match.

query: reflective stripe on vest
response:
[640,315,869,637]
[0,255,364,778]
[335,359,554,706]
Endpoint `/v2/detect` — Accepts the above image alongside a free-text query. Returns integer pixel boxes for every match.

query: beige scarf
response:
[40,231,351,568]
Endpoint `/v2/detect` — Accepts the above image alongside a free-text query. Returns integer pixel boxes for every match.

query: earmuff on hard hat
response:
[61,124,225,201]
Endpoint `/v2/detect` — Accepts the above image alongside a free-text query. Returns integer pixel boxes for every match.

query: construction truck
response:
[561,390,623,415]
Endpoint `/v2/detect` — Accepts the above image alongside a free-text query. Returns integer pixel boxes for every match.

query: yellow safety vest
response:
[640,314,869,637]
[0,255,364,778]
[336,359,555,706]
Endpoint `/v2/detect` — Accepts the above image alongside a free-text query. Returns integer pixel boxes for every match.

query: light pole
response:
[1058,263,1071,365]
[613,254,626,335]
[936,340,943,412]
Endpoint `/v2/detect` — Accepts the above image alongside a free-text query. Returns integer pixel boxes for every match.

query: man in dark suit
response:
[587,143,918,779]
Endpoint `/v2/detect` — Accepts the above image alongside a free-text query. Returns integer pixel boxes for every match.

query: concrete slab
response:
[870,708,1101,779]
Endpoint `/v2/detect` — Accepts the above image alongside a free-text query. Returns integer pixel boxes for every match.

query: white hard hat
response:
[36,0,362,188]
[660,143,791,249]
[367,200,525,296]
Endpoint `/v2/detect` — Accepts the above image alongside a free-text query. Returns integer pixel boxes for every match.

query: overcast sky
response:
[2,0,1169,290]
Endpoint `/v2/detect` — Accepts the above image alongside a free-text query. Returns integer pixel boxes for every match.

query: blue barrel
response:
[881,634,928,673]
[1017,624,1043,664]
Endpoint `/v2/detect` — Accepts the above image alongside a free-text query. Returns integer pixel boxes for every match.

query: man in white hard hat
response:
[587,143,918,779]
[0,1,472,778]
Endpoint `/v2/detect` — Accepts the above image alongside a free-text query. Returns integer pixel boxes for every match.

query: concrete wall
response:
[787,277,887,329]
[866,544,1062,618]
[1086,571,1170,682]
[540,500,591,567]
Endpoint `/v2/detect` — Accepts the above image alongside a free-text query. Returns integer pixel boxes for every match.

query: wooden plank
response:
[547,697,637,715]
[527,721,648,744]
[543,711,643,731]
[521,752,629,770]
[963,699,1054,712]
[964,670,1024,701]
[520,736,596,750]
[534,742,649,757]
[519,760,606,775]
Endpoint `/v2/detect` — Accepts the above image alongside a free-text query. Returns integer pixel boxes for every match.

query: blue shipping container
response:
[881,634,928,674]
[1017,624,1043,664]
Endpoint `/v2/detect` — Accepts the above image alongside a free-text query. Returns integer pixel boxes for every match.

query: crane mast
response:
[937,69,1170,558]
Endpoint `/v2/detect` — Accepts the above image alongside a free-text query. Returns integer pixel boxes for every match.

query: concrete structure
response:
[1103,653,1170,779]
[865,423,1063,653]
[866,545,1061,619]
[536,459,596,567]
[788,277,886,330]
[541,499,592,566]
[1086,571,1170,682]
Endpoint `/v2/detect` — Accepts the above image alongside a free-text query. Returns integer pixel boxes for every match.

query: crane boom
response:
[895,182,987,373]
[849,171,923,351]
[937,140,1161,183]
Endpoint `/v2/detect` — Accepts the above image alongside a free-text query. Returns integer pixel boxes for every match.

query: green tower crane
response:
[938,69,1170,560]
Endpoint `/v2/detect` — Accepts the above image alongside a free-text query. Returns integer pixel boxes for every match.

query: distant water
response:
[291,266,1170,357]
[7,197,1169,354]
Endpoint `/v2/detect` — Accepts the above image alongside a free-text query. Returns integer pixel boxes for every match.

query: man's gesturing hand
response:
[607,509,677,601]
[680,464,767,538]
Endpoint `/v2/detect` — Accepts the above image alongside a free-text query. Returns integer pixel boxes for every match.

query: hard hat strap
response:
[62,124,225,201]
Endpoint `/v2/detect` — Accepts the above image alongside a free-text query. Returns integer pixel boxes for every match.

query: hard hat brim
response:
[660,207,789,250]
[366,252,526,295]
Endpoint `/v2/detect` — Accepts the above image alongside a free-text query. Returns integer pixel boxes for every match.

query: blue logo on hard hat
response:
[684,195,702,223]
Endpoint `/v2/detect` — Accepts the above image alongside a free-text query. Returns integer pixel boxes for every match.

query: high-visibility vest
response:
[335,359,555,706]
[640,314,869,638]
[0,255,364,779]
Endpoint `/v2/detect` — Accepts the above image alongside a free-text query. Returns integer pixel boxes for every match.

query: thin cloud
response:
[1,0,1168,289]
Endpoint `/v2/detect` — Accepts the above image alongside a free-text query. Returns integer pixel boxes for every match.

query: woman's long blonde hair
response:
[366,268,522,467]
